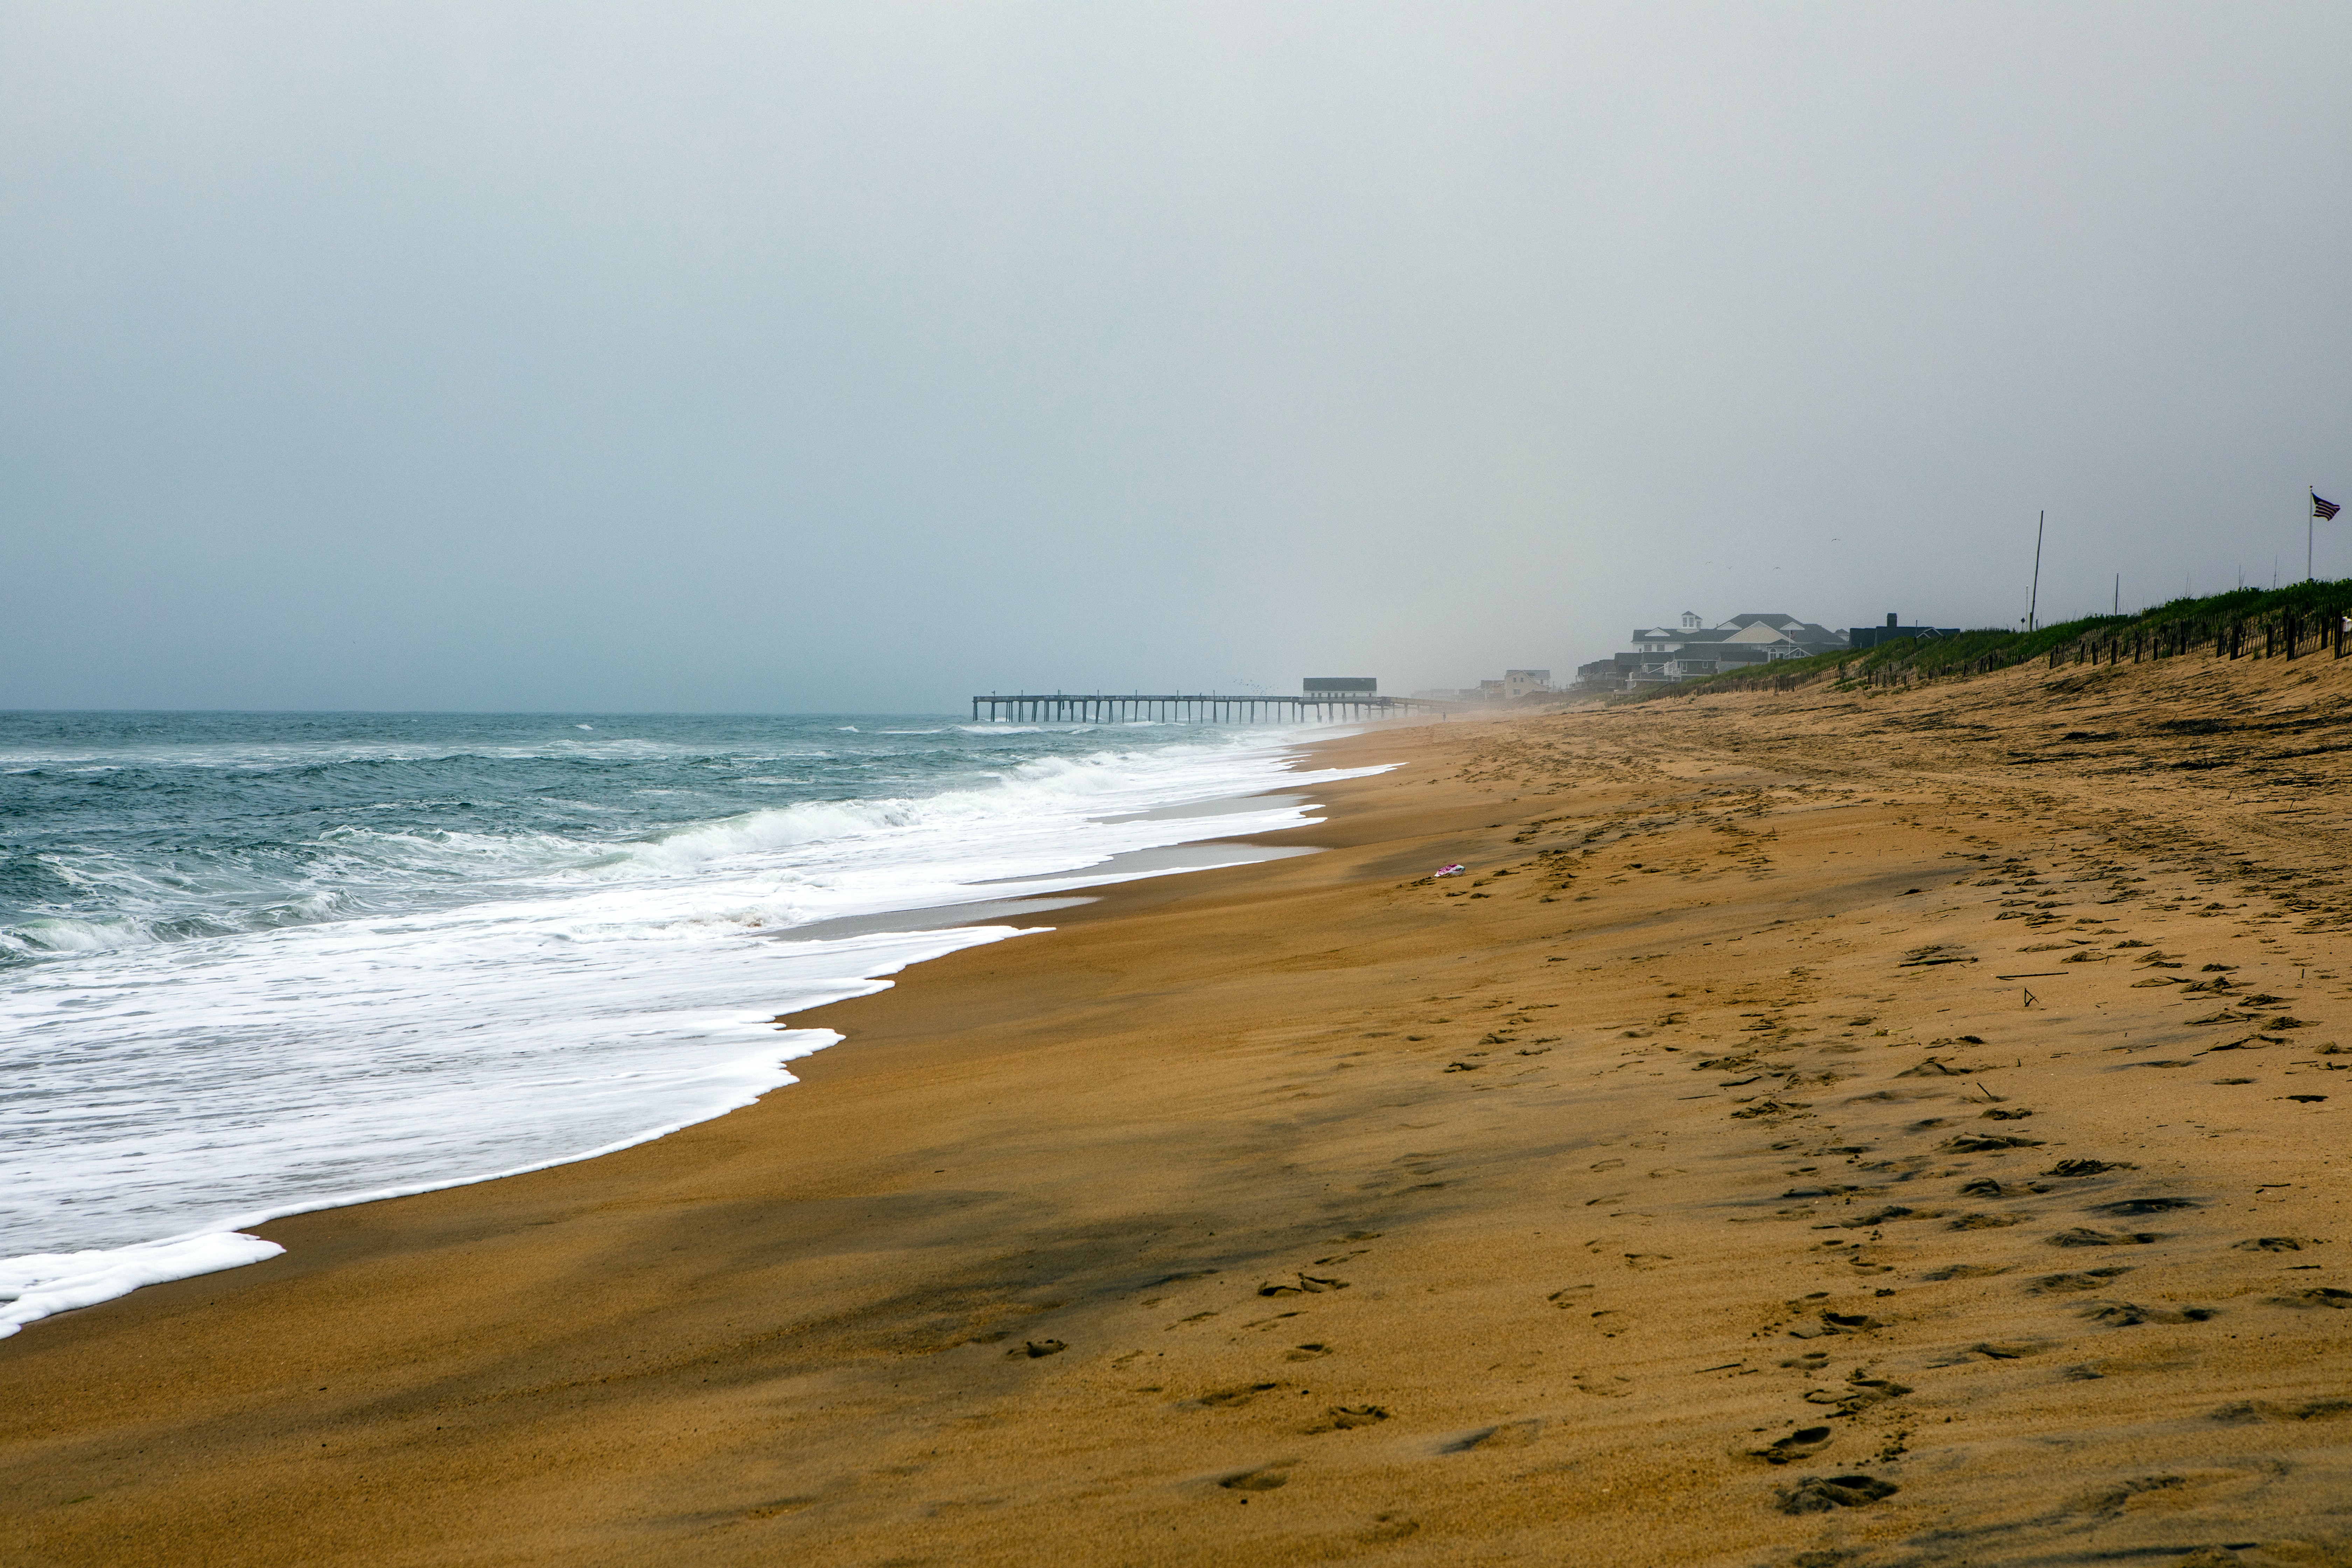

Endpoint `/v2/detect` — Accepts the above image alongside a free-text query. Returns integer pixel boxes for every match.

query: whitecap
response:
[0,718,1393,1335]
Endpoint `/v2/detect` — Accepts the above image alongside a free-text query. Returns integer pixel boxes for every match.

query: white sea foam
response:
[1,1234,287,1337]
[0,727,1389,1335]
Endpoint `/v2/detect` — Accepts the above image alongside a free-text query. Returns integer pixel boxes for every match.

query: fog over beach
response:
[6,6,2352,1567]
[3,3,2348,711]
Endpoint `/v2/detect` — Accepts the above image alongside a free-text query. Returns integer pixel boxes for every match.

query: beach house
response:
[1575,612,1849,690]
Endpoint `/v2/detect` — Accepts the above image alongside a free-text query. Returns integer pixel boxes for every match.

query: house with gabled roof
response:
[1576,611,1848,690]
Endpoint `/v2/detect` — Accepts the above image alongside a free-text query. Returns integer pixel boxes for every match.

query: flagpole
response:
[2028,510,2044,632]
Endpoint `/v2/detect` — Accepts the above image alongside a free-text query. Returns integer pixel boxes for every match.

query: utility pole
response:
[2028,511,2045,632]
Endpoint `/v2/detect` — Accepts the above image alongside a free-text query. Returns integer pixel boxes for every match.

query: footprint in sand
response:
[1731,1099,1812,1120]
[2047,1228,2162,1247]
[1192,1383,1282,1408]
[1008,1339,1068,1359]
[2234,1237,2322,1252]
[2030,1267,2134,1294]
[1958,1178,2051,1198]
[1216,1466,1290,1492]
[1805,1374,1911,1415]
[1306,1405,1390,1433]
[2045,1158,2137,1177]
[2264,1286,2352,1310]
[1283,1343,1333,1362]
[1751,1425,1833,1465]
[1776,1474,1898,1513]
[2080,1301,2217,1325]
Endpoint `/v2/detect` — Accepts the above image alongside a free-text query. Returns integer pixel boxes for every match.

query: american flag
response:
[2317,491,2342,520]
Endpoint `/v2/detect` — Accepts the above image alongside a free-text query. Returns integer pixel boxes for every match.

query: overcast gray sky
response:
[4,2,2347,712]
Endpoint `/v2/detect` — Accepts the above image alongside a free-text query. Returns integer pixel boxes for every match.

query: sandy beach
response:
[8,652,2352,1568]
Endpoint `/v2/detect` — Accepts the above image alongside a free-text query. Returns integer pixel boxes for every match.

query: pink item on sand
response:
[1434,864,1466,878]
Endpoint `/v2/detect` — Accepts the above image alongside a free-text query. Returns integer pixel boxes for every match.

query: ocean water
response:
[0,711,1384,1336]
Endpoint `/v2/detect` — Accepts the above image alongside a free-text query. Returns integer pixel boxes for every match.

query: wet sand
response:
[7,651,2352,1567]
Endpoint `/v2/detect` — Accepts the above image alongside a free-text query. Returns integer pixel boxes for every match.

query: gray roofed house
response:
[1845,614,1961,650]
[1576,611,1849,690]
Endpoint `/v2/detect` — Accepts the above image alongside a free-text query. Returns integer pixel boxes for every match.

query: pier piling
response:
[968,693,1433,724]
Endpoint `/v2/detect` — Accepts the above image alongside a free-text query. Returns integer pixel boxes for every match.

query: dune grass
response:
[1609,578,2352,702]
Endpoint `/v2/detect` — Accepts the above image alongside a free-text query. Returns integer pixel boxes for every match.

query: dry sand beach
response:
[8,652,2352,1568]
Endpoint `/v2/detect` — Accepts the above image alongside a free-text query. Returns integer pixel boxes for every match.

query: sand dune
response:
[6,649,2351,1567]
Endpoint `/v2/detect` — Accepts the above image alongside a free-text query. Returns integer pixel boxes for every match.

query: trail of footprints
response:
[1490,790,2336,1537]
[989,754,2346,1542]
[1413,680,2352,1542]
[1688,934,2344,1529]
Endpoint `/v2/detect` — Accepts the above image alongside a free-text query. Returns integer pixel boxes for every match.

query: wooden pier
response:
[970,693,1439,724]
